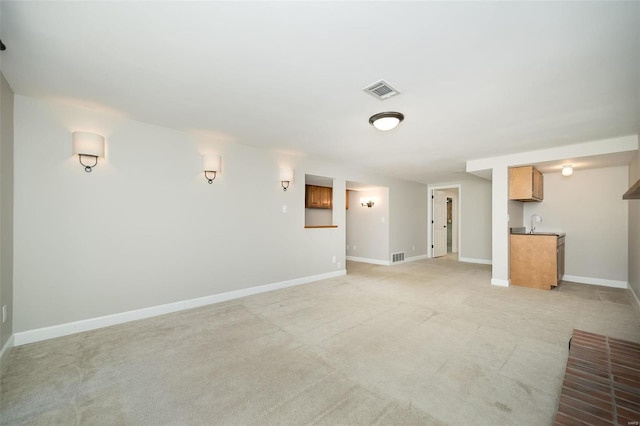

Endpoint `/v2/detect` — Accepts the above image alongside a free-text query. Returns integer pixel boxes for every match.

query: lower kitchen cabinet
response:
[510,234,565,290]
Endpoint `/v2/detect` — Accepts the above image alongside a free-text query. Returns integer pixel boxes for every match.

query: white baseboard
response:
[562,275,628,289]
[491,278,510,287]
[346,255,427,266]
[405,254,428,263]
[14,270,346,347]
[0,334,14,363]
[460,257,492,265]
[346,256,391,266]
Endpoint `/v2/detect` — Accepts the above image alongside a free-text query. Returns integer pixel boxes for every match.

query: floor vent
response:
[392,252,405,263]
[363,79,401,100]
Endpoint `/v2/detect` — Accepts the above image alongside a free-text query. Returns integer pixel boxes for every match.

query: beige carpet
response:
[2,258,639,425]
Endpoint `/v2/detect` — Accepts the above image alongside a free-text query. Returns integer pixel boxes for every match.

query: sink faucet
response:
[530,214,542,233]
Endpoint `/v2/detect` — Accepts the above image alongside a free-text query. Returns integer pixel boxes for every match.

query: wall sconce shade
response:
[561,165,574,177]
[72,131,105,172]
[279,167,294,191]
[203,154,221,184]
[369,112,404,131]
[360,197,375,208]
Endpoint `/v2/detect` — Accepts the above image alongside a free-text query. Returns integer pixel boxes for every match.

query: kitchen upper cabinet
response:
[509,166,543,202]
[305,185,332,209]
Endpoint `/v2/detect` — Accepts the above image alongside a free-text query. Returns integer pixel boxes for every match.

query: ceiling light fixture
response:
[561,165,574,177]
[369,112,404,131]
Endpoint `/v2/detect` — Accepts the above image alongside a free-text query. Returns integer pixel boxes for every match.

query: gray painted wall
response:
[508,201,524,229]
[460,179,492,261]
[346,187,390,261]
[629,151,640,299]
[305,207,333,227]
[0,73,14,353]
[389,180,428,259]
[12,95,428,333]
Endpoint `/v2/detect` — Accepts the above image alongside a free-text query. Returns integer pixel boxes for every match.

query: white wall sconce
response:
[72,131,105,172]
[280,167,294,191]
[561,165,574,176]
[203,154,221,184]
[369,111,404,131]
[360,197,376,208]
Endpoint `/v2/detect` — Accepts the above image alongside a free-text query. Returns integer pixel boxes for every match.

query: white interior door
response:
[433,190,447,258]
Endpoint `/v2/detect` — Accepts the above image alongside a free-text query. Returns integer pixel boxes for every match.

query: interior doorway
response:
[428,185,460,259]
[447,197,453,253]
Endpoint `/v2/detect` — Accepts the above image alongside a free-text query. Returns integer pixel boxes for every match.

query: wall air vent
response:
[392,252,405,263]
[363,79,400,100]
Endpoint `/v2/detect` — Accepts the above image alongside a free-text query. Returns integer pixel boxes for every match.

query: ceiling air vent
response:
[363,79,400,100]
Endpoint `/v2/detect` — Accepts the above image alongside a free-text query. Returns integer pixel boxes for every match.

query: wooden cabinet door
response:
[557,237,565,282]
[305,185,332,209]
[533,168,544,201]
[319,187,332,208]
[509,166,533,200]
[510,234,558,290]
[305,185,318,207]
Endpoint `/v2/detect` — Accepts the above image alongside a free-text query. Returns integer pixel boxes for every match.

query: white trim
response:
[346,255,427,265]
[405,254,428,263]
[346,256,390,266]
[14,270,346,346]
[491,278,510,287]
[0,334,14,363]
[629,285,640,310]
[459,257,492,265]
[467,135,638,172]
[562,275,628,289]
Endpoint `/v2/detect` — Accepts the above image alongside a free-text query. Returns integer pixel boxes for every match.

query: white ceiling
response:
[1,1,638,184]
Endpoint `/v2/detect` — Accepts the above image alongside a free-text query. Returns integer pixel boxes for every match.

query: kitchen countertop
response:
[510,227,565,237]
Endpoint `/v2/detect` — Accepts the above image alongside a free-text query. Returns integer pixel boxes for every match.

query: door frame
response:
[427,184,462,259]
[446,196,458,253]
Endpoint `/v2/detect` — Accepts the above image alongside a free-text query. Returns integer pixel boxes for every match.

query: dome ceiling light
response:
[369,111,405,131]
[562,165,574,176]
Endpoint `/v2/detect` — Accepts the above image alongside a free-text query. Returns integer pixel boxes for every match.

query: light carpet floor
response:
[2,258,639,425]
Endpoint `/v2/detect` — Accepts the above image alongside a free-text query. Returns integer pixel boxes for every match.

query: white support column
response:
[491,166,510,286]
